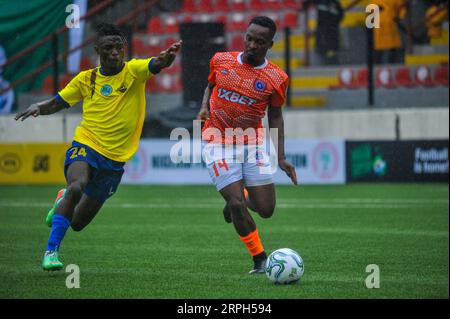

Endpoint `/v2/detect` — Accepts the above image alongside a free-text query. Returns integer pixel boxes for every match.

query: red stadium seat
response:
[249,0,265,10]
[375,67,395,88]
[198,0,214,12]
[165,15,179,34]
[330,68,354,89]
[415,66,435,87]
[434,64,449,86]
[353,68,368,89]
[395,67,416,88]
[228,13,247,31]
[132,37,147,56]
[216,0,230,12]
[282,0,301,9]
[147,17,164,34]
[182,15,193,23]
[181,0,197,12]
[283,11,299,28]
[146,36,164,56]
[146,77,163,93]
[216,15,228,26]
[230,0,247,11]
[80,57,92,70]
[267,0,283,10]
[230,34,244,51]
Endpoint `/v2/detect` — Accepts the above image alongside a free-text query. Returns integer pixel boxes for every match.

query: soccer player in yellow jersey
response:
[14,23,182,271]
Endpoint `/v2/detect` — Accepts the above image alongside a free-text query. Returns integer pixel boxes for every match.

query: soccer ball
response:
[265,248,304,284]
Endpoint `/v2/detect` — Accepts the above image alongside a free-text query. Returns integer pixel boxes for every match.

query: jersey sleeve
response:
[58,72,84,107]
[270,77,289,108]
[207,53,218,85]
[128,58,154,81]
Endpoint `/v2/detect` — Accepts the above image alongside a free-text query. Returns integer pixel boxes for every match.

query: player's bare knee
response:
[228,197,246,219]
[259,206,275,219]
[66,181,86,201]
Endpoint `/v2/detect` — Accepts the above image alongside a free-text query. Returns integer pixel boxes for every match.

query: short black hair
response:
[95,23,126,43]
[248,16,277,37]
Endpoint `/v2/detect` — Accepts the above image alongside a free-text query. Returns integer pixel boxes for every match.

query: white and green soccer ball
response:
[265,248,304,284]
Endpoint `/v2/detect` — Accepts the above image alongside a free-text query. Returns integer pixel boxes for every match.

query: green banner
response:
[0,0,72,102]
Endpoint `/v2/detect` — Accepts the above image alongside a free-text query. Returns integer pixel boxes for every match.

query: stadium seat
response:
[330,68,354,89]
[42,74,72,93]
[147,17,164,34]
[230,0,247,11]
[147,36,164,56]
[375,67,395,88]
[353,68,368,89]
[228,13,247,31]
[415,66,435,87]
[282,0,301,9]
[249,0,266,10]
[181,0,197,13]
[182,15,193,23]
[267,0,283,10]
[230,34,244,51]
[216,0,231,12]
[283,12,299,28]
[80,57,92,70]
[165,15,179,34]
[198,0,214,12]
[434,64,449,86]
[395,67,416,88]
[132,37,147,56]
[215,15,228,26]
[146,77,163,93]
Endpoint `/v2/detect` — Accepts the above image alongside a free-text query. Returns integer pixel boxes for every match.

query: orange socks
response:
[240,229,264,256]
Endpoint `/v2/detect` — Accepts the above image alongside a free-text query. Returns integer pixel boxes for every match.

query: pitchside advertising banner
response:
[346,140,449,182]
[122,139,346,185]
[0,143,69,184]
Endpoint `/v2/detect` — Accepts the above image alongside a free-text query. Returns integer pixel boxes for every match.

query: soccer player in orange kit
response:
[197,16,297,274]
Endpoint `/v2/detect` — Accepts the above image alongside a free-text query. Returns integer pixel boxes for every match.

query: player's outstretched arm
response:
[150,40,182,74]
[14,97,65,122]
[268,106,298,185]
[196,83,215,121]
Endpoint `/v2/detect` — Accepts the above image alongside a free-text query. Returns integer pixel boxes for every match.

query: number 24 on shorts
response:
[213,159,229,177]
[69,147,87,159]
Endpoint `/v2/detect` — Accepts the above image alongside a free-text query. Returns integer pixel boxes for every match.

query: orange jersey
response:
[202,52,288,144]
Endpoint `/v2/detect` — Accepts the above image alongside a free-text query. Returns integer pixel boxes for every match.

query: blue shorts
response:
[64,141,125,202]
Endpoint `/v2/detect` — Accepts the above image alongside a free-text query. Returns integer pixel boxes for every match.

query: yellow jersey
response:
[58,58,154,162]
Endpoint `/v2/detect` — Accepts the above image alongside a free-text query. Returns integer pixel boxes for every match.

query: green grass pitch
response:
[0,183,448,298]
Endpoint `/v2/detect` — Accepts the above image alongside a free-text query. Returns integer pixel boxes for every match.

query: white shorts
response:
[203,143,274,191]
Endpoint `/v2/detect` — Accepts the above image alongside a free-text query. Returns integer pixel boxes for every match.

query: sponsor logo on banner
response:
[124,147,148,180]
[311,142,340,179]
[0,153,21,174]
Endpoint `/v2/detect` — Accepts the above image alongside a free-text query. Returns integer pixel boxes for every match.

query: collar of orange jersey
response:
[237,52,268,69]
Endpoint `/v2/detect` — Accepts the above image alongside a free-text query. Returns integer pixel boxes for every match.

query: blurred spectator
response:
[425,1,448,40]
[372,0,407,64]
[310,0,344,65]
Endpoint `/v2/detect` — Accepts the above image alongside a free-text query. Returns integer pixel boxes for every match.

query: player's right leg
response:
[42,161,91,271]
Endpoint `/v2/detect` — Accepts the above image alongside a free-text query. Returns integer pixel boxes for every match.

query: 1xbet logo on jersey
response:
[217,88,257,106]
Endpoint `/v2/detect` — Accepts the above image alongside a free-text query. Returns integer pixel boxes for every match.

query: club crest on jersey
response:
[100,84,113,96]
[221,69,228,75]
[254,79,266,91]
